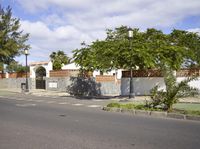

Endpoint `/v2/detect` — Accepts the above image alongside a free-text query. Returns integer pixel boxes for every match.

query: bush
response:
[135,104,146,110]
[149,66,199,112]
[107,103,121,108]
[149,85,164,108]
[121,103,136,109]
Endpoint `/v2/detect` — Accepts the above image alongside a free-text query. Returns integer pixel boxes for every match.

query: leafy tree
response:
[73,26,200,72]
[0,5,29,64]
[6,60,28,73]
[169,29,200,68]
[50,50,70,70]
[73,26,200,109]
[0,62,3,72]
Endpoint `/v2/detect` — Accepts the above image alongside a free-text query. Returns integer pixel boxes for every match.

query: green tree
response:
[73,26,200,109]
[0,5,29,64]
[73,26,200,72]
[6,60,28,73]
[50,50,70,70]
[0,62,3,72]
[169,29,200,67]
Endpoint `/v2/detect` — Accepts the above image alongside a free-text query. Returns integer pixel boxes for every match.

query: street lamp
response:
[128,28,135,98]
[24,48,29,92]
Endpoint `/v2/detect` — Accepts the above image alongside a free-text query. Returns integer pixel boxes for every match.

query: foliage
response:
[73,26,200,110]
[148,85,164,108]
[6,60,28,73]
[106,102,200,116]
[50,50,70,70]
[149,66,199,111]
[73,26,200,72]
[0,5,29,64]
[107,103,121,108]
[0,62,3,72]
[106,102,158,111]
[169,29,200,67]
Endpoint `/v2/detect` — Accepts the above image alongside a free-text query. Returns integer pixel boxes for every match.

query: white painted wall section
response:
[61,63,80,70]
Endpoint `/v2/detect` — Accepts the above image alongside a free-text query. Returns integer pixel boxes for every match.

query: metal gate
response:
[36,77,46,89]
[35,67,46,89]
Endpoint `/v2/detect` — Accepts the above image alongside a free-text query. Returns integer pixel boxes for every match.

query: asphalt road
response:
[0,94,200,149]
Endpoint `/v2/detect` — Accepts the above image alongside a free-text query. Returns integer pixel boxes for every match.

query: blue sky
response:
[1,0,200,64]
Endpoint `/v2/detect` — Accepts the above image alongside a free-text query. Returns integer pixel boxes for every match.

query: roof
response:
[29,61,49,66]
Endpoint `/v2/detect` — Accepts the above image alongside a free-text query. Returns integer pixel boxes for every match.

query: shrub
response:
[107,103,121,108]
[135,104,146,110]
[121,103,136,109]
[149,66,199,112]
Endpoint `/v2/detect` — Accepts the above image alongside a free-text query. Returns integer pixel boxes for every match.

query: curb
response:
[167,113,185,120]
[102,107,200,122]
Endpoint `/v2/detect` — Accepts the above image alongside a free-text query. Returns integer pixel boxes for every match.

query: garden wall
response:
[0,78,32,90]
[46,75,120,96]
[121,77,200,96]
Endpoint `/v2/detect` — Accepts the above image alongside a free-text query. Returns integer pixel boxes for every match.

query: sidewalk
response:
[0,88,200,103]
[0,88,69,97]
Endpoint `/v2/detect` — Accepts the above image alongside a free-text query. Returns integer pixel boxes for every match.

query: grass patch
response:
[172,109,200,116]
[173,103,200,111]
[107,102,160,111]
[107,102,200,116]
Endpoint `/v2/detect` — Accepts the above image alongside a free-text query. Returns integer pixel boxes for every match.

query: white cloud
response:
[14,0,200,63]
[20,20,106,63]
[188,28,200,35]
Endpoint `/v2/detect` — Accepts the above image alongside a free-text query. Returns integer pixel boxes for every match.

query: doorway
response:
[35,66,46,89]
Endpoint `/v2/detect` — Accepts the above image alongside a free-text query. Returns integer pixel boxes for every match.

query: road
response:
[0,94,200,149]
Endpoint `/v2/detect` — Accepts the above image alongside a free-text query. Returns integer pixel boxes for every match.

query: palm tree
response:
[50,50,70,70]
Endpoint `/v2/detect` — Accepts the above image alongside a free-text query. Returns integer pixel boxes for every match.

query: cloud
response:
[17,0,200,27]
[20,20,106,63]
[188,28,200,35]
[13,0,200,63]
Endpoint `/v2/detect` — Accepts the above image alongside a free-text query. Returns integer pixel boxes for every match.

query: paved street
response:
[0,93,200,149]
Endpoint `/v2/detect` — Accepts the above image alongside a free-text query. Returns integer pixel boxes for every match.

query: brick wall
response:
[0,72,30,79]
[50,70,79,77]
[96,75,115,82]
[122,70,162,77]
[122,69,200,78]
[95,75,120,83]
[9,72,30,78]
[176,69,200,77]
[0,73,6,79]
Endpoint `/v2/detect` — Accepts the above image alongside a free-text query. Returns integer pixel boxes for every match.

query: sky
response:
[1,0,200,64]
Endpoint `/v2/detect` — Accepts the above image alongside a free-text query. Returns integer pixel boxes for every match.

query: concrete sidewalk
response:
[0,88,69,97]
[0,88,200,103]
[0,88,148,102]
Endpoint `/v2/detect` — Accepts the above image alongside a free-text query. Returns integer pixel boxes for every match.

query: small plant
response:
[121,103,136,109]
[107,103,121,108]
[135,104,146,110]
[148,85,164,108]
[149,66,199,112]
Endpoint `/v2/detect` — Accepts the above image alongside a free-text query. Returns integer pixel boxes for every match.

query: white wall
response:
[62,63,80,70]
[93,69,122,79]
[30,61,53,78]
[121,77,200,96]
[177,77,200,89]
[121,77,165,96]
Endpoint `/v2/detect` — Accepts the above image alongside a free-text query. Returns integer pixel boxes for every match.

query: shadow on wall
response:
[67,77,101,97]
